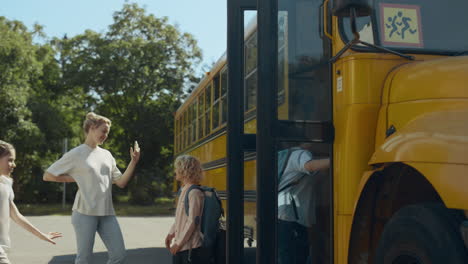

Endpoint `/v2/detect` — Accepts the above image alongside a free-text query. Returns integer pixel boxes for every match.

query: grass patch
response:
[17,199,175,217]
[16,203,72,216]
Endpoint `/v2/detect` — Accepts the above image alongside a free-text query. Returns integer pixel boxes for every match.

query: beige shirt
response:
[46,144,122,216]
[0,176,14,249]
[169,184,204,251]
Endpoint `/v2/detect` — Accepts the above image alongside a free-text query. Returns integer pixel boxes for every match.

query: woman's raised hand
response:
[130,140,141,163]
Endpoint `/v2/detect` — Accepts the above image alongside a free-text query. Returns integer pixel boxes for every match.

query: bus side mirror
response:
[329,0,413,63]
[332,0,373,17]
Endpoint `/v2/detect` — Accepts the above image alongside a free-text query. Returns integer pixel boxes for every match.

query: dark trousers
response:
[174,247,212,264]
[278,220,310,264]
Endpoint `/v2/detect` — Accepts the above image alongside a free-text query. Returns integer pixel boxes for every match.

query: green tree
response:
[0,17,40,141]
[0,17,46,198]
[0,17,89,203]
[24,37,88,203]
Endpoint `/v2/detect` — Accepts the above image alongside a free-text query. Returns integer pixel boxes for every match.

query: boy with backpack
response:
[166,155,223,264]
[277,143,330,264]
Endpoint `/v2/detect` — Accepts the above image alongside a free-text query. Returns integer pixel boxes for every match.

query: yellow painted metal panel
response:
[334,104,380,215]
[387,100,468,137]
[243,160,257,191]
[334,55,406,105]
[335,214,352,264]
[203,166,227,191]
[188,133,227,164]
[371,108,468,165]
[388,56,468,103]
[333,55,404,216]
[410,163,468,210]
[244,119,257,134]
[374,105,389,151]
[333,54,404,264]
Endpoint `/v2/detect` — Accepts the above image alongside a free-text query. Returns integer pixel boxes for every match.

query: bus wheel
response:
[375,203,468,264]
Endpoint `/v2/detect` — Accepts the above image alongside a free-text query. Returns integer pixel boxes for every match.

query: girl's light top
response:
[169,184,204,251]
[0,176,14,248]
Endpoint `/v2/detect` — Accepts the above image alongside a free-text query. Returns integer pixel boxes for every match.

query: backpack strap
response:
[181,184,204,262]
[278,150,311,221]
[278,148,294,182]
[183,184,204,216]
[278,149,308,193]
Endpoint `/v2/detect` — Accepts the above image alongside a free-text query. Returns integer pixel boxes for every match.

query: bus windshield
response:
[341,0,468,54]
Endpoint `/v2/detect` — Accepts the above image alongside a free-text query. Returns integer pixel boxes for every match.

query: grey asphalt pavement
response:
[8,215,174,264]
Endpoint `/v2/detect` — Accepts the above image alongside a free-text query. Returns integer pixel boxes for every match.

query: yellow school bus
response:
[176,0,468,263]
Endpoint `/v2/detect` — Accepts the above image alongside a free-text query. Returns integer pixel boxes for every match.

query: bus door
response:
[227,1,258,264]
[256,0,333,263]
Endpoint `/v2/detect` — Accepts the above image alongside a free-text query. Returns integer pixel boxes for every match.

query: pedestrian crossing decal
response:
[380,3,423,47]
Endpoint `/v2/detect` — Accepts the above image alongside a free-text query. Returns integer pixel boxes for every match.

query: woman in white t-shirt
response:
[0,141,62,264]
[43,112,140,264]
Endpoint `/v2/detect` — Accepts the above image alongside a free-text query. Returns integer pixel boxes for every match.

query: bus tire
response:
[375,203,468,264]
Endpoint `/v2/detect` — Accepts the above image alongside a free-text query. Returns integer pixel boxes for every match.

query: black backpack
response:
[183,185,224,249]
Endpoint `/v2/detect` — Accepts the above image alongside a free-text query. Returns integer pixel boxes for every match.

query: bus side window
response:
[190,103,196,144]
[213,75,221,130]
[205,85,212,135]
[245,32,257,112]
[184,110,188,148]
[221,67,228,125]
[187,106,192,146]
[198,92,205,139]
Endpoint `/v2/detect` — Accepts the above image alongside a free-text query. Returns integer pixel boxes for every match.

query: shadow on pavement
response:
[49,247,256,264]
[48,247,172,264]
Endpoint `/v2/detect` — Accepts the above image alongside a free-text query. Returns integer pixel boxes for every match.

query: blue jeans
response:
[72,211,126,264]
[278,220,310,264]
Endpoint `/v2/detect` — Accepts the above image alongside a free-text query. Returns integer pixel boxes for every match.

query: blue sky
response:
[1,0,228,72]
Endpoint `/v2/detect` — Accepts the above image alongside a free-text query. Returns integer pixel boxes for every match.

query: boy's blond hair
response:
[174,155,204,184]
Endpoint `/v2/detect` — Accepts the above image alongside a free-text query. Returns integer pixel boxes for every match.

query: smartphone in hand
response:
[134,141,140,152]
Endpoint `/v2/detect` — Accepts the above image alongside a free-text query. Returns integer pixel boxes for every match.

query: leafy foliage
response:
[0,3,202,204]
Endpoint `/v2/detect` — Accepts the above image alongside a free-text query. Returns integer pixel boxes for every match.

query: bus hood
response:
[371,56,468,165]
[386,56,468,103]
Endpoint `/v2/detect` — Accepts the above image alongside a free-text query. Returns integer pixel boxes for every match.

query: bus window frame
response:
[198,91,205,140]
[220,66,228,126]
[244,32,258,112]
[213,74,222,131]
[204,84,213,135]
[190,102,197,144]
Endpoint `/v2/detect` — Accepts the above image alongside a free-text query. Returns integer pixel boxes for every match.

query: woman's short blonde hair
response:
[174,155,204,184]
[83,112,111,134]
[0,140,15,158]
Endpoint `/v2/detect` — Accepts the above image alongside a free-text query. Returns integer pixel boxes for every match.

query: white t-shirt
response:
[0,176,14,249]
[46,144,122,216]
[278,149,317,227]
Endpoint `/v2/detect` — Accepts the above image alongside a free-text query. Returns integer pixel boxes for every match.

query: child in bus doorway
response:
[277,143,330,264]
[0,141,62,264]
[165,155,210,264]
